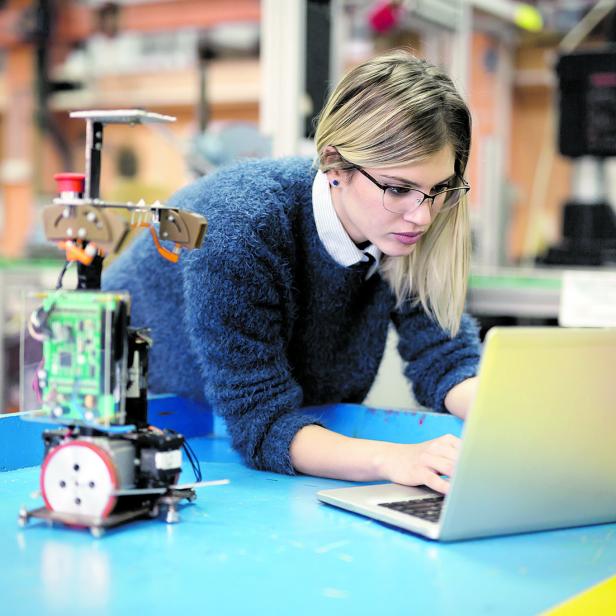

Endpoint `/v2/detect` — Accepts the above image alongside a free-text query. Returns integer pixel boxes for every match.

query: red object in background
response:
[368,1,403,33]
[54,173,86,195]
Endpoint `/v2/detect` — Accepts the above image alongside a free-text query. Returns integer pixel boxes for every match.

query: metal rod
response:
[84,120,103,199]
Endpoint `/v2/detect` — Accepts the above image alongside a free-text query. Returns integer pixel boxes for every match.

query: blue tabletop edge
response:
[0,396,462,472]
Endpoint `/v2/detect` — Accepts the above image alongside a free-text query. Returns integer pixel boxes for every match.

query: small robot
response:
[18,110,225,537]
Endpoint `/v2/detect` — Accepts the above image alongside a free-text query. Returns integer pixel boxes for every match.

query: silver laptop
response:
[317,327,616,541]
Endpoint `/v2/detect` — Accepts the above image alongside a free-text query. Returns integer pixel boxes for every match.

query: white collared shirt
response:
[312,170,381,279]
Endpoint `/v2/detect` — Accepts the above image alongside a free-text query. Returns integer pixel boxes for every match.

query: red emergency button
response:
[54,173,85,195]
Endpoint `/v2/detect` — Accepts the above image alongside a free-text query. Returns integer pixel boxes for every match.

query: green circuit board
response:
[36,291,128,425]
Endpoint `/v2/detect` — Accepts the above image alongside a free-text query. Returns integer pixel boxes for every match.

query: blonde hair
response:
[314,50,472,336]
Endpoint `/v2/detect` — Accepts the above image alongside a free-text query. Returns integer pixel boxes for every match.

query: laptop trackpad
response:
[318,482,438,507]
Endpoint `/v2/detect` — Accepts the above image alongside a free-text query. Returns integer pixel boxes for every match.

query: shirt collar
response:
[312,170,381,277]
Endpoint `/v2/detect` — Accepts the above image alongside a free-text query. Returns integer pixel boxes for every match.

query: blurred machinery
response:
[18,109,226,537]
[539,45,616,266]
[0,0,261,257]
[189,28,268,175]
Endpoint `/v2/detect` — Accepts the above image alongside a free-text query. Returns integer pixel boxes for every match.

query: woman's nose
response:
[402,199,432,226]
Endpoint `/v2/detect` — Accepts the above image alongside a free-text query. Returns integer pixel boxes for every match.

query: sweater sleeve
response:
[181,224,318,475]
[391,302,481,412]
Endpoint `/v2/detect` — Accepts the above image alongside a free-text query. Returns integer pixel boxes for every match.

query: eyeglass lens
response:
[382,187,467,215]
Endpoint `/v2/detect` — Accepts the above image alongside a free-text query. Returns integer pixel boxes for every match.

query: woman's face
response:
[328,145,456,257]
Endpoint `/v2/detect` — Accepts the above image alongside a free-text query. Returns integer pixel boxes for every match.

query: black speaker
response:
[557,48,616,158]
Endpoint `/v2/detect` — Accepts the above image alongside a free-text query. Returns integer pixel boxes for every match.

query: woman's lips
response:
[391,232,422,245]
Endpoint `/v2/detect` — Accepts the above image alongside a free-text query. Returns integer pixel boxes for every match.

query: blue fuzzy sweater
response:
[103,157,480,474]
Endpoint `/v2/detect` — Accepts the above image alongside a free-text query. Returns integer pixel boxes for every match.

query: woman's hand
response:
[375,434,461,494]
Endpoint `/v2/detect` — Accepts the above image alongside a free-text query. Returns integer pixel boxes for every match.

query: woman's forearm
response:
[289,424,462,493]
[289,424,390,482]
[444,376,478,419]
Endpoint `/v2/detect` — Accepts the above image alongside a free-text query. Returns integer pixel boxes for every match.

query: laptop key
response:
[378,496,445,522]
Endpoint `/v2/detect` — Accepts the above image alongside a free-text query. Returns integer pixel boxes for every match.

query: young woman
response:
[103,50,481,494]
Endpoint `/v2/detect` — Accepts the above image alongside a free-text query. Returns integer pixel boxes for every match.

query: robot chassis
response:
[18,110,224,537]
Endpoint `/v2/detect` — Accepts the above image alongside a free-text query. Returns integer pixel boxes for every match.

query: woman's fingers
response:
[383,436,463,493]
[420,452,455,477]
[423,435,461,462]
[421,468,451,494]
[418,436,462,493]
[434,433,462,450]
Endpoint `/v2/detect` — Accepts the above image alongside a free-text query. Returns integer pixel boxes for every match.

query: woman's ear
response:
[322,145,344,186]
[325,168,343,187]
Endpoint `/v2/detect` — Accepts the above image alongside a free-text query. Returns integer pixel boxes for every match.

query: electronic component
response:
[26,290,129,426]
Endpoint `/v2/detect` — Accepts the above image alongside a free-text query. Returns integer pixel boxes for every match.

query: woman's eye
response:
[386,185,412,196]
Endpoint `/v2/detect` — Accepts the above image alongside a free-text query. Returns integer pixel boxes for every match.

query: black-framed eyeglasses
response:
[349,164,470,216]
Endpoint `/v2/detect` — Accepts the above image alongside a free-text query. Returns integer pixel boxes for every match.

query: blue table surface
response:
[1,400,615,615]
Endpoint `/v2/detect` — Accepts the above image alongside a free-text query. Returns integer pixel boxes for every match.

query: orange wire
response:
[58,241,95,265]
[149,226,180,263]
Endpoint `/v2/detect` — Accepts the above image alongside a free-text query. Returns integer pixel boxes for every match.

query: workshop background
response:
[1,0,615,414]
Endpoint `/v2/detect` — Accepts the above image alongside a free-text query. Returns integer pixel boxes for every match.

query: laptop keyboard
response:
[378,496,445,523]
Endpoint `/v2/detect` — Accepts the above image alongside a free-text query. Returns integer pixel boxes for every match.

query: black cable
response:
[55,260,71,289]
[160,427,203,483]
[182,440,203,482]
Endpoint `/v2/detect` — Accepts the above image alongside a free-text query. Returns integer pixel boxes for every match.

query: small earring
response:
[331,179,340,187]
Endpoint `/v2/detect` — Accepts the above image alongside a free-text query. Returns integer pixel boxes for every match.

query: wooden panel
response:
[0,0,260,47]
[56,0,259,43]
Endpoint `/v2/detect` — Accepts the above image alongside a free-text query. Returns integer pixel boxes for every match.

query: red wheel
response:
[40,440,119,518]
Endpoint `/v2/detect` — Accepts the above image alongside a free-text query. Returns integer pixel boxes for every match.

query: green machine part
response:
[38,291,129,425]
